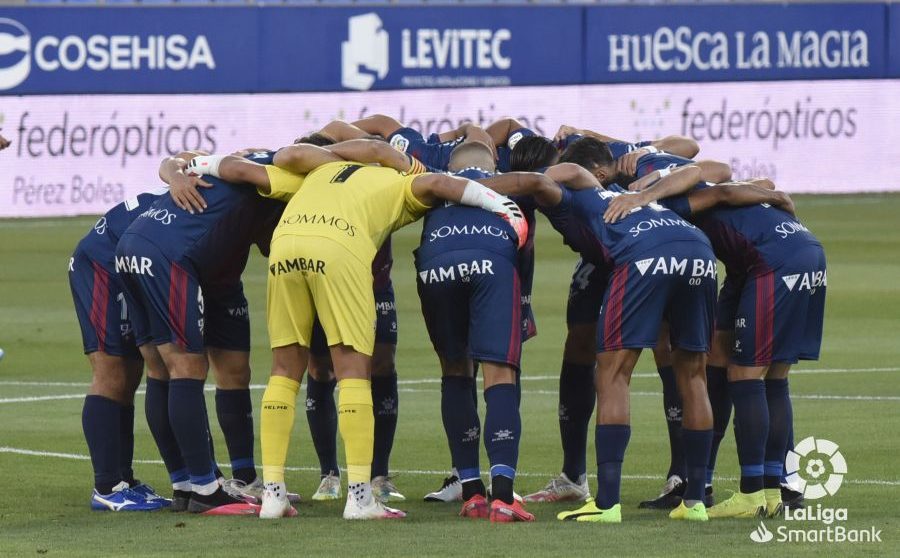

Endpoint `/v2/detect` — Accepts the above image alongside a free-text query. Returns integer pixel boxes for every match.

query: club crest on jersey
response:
[633,257,716,279]
[390,135,410,153]
[782,270,827,292]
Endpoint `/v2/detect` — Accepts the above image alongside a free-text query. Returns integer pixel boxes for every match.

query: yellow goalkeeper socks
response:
[338,378,375,484]
[260,375,300,484]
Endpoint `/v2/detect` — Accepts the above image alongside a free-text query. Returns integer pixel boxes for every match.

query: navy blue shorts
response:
[116,234,250,353]
[566,258,609,326]
[388,127,459,171]
[731,245,826,366]
[310,282,397,356]
[596,241,717,353]
[716,274,744,331]
[69,247,140,359]
[417,249,522,368]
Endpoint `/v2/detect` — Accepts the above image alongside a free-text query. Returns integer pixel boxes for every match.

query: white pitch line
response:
[1,366,898,390]
[0,446,897,486]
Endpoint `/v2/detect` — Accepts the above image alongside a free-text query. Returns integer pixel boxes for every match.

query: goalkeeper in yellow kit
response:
[188,139,528,519]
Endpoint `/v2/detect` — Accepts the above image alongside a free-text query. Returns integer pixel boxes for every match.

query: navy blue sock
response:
[119,404,136,486]
[595,424,631,509]
[203,401,224,480]
[514,368,522,407]
[681,429,713,503]
[783,426,795,484]
[144,378,188,485]
[706,365,731,485]
[484,383,521,504]
[764,379,792,489]
[168,379,216,488]
[658,365,686,479]
[82,395,123,494]
[441,376,480,486]
[558,361,595,482]
[729,379,768,494]
[305,376,339,477]
[371,372,398,478]
[215,388,256,484]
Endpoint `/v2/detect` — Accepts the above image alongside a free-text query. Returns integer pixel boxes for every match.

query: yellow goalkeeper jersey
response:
[271,161,431,264]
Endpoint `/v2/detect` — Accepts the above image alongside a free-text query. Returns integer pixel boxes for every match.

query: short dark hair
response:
[559,137,614,170]
[294,132,335,147]
[509,136,558,172]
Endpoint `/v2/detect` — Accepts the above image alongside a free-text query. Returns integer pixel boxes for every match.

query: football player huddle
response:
[69,114,825,523]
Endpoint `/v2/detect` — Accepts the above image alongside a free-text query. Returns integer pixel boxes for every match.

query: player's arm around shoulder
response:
[687,179,795,216]
[324,139,423,174]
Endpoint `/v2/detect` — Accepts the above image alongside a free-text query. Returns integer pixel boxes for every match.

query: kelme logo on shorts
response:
[785,436,846,499]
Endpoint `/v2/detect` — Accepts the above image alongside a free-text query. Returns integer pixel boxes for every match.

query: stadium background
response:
[0,1,898,556]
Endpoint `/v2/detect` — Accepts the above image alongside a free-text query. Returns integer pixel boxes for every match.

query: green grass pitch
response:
[0,194,898,556]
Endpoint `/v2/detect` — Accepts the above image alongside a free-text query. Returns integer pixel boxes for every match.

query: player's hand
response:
[0,134,10,151]
[553,125,580,143]
[603,193,645,223]
[169,172,212,214]
[774,191,796,217]
[496,198,529,250]
[616,149,648,177]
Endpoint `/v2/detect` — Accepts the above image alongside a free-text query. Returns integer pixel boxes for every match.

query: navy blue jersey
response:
[415,167,517,266]
[635,152,694,178]
[121,151,284,292]
[76,191,166,264]
[388,128,462,171]
[497,128,537,173]
[663,188,822,276]
[543,186,711,269]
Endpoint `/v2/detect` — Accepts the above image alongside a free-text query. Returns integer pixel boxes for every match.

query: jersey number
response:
[329,164,364,184]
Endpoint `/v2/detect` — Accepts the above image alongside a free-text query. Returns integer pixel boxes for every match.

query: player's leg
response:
[705,328,733,503]
[706,275,742,500]
[202,286,258,491]
[664,249,716,522]
[525,259,598,504]
[156,342,230,513]
[82,351,160,511]
[416,251,475,505]
[306,325,341,500]
[208,349,258,486]
[464,255,532,522]
[557,348,640,524]
[559,259,669,523]
[313,240,404,519]
[70,249,163,511]
[370,282,402,502]
[669,349,713,522]
[763,363,792,517]
[639,323,689,510]
[705,275,772,518]
[259,235,316,518]
[259,343,308,518]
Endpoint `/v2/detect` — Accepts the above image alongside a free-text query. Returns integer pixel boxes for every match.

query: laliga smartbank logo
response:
[786,436,846,499]
[748,437,882,545]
